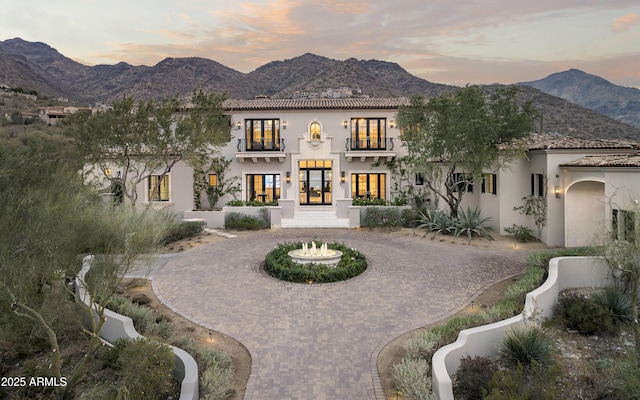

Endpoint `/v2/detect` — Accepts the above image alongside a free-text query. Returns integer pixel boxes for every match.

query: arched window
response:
[310,122,321,141]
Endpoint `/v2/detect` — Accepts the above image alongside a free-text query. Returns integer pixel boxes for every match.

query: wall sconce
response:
[283,121,287,129]
[554,186,562,198]
[340,171,346,183]
[343,120,348,129]
[286,171,291,184]
[390,120,396,128]
[104,168,111,177]
[236,121,241,130]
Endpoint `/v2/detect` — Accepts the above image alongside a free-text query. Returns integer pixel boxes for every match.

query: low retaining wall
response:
[76,256,199,400]
[431,256,613,400]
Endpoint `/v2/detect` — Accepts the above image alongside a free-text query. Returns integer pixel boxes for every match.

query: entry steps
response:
[280,209,350,228]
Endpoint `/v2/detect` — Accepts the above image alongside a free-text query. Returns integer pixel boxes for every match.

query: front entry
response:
[299,160,332,205]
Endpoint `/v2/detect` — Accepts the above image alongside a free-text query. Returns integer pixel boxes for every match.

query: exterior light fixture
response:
[283,121,287,129]
[104,168,111,177]
[554,186,562,198]
[343,120,348,129]
[286,171,291,184]
[236,121,242,130]
[390,120,395,128]
[340,171,346,183]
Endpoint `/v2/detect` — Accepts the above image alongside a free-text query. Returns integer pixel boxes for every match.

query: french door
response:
[299,160,332,205]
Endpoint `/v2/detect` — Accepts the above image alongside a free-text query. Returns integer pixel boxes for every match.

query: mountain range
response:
[1,37,639,140]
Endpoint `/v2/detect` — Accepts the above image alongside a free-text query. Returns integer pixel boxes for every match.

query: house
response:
[117,97,640,248]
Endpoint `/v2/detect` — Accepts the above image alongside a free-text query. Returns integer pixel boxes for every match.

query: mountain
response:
[1,38,639,141]
[521,69,640,128]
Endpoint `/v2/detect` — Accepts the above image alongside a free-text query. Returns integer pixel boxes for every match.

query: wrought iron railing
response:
[345,137,394,151]
[237,138,286,152]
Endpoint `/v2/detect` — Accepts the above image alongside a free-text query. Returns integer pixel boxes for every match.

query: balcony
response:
[236,138,286,163]
[344,138,396,162]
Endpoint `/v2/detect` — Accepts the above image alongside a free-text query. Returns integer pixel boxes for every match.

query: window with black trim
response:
[481,174,497,195]
[149,175,169,202]
[612,209,637,242]
[208,174,218,187]
[247,174,280,202]
[351,173,386,199]
[452,173,473,193]
[415,173,424,186]
[350,118,386,150]
[245,119,280,151]
[531,173,544,197]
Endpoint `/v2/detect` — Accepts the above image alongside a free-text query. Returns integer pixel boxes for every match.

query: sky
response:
[1,0,639,89]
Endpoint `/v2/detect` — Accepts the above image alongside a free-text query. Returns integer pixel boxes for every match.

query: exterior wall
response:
[135,160,194,216]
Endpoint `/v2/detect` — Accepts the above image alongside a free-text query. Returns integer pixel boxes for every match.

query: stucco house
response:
[115,97,640,248]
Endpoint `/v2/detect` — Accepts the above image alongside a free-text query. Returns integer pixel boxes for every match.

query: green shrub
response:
[225,211,268,230]
[225,199,244,207]
[401,208,420,228]
[454,355,497,400]
[498,325,555,370]
[525,247,598,272]
[590,286,635,331]
[484,362,562,400]
[144,319,175,340]
[392,358,435,400]
[597,354,640,400]
[264,241,367,283]
[363,206,403,229]
[430,314,486,345]
[557,292,614,335]
[200,348,235,400]
[116,338,175,400]
[453,206,494,244]
[504,224,534,242]
[352,197,387,206]
[403,330,442,361]
[162,220,205,244]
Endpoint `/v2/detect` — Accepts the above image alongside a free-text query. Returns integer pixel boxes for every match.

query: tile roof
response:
[561,153,640,168]
[223,98,409,110]
[526,133,637,150]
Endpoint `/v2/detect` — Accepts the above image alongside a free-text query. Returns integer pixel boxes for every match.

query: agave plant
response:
[499,324,555,371]
[590,286,635,330]
[453,206,494,244]
[414,206,455,238]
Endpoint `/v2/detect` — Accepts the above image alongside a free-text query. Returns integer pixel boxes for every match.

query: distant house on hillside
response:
[98,97,640,248]
[39,106,96,125]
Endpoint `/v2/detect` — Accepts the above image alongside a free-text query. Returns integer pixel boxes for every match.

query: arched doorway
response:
[565,180,605,247]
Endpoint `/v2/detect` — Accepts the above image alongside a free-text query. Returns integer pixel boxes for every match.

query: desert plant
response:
[454,355,497,400]
[403,330,442,361]
[363,206,403,229]
[161,219,205,244]
[484,362,562,400]
[200,347,235,400]
[414,206,455,238]
[392,358,435,400]
[591,286,635,331]
[116,337,175,400]
[453,206,494,244]
[504,224,534,242]
[498,325,555,370]
[557,292,615,335]
[224,211,268,230]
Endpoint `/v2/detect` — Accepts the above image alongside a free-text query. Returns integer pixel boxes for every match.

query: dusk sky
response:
[2,0,639,89]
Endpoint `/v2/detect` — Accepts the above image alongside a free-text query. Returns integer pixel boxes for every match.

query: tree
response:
[0,128,168,398]
[67,89,230,207]
[397,85,538,217]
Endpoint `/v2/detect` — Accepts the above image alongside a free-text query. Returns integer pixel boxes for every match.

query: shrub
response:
[557,292,614,335]
[504,224,534,242]
[403,330,442,361]
[264,241,367,283]
[453,206,494,244]
[454,355,497,400]
[401,208,420,228]
[225,211,268,230]
[430,314,486,345]
[200,348,235,400]
[414,206,455,238]
[225,199,244,207]
[144,319,175,340]
[162,220,205,244]
[498,325,555,370]
[590,286,635,331]
[116,338,175,400]
[352,197,387,206]
[363,206,402,229]
[392,358,435,400]
[484,362,562,400]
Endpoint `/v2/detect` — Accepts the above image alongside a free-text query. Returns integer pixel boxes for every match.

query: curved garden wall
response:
[75,256,199,400]
[431,256,614,400]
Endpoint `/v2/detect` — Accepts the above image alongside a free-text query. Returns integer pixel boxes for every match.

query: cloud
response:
[612,13,638,31]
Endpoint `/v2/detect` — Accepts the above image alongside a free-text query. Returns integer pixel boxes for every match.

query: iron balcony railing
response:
[237,138,286,152]
[345,137,394,151]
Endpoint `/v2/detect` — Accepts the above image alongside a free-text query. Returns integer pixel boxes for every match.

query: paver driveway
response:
[151,229,528,399]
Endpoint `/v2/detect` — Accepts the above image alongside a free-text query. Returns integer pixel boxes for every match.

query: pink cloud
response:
[612,13,638,31]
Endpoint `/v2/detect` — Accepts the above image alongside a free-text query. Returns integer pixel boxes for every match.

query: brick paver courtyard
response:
[150,229,528,399]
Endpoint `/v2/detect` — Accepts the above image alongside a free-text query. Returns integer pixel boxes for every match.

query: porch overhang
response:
[235,152,286,163]
[344,151,396,162]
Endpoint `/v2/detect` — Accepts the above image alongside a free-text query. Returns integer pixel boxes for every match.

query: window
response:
[350,118,386,150]
[415,173,424,186]
[247,174,280,203]
[245,119,280,150]
[481,174,497,195]
[310,122,321,141]
[452,173,473,193]
[531,173,545,197]
[351,173,386,199]
[149,175,169,202]
[208,174,218,187]
[613,209,637,242]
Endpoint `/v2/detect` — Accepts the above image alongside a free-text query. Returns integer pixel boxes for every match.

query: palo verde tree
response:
[0,128,169,399]
[67,89,230,207]
[397,85,538,217]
